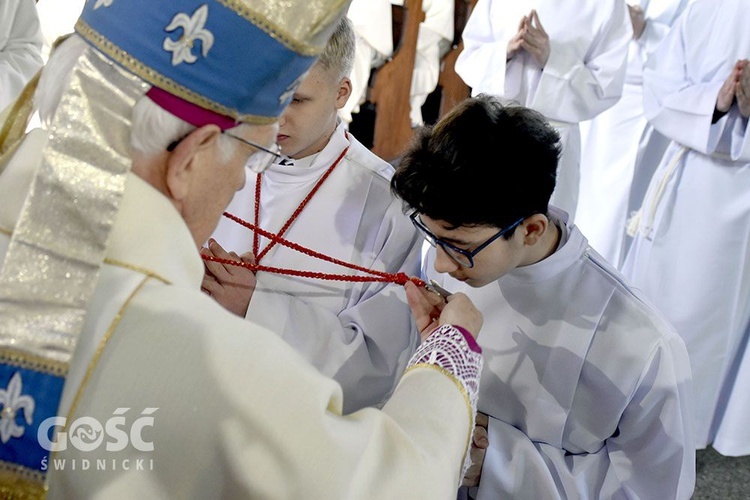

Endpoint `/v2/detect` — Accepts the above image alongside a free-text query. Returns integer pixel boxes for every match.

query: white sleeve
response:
[477,334,695,499]
[454,0,509,95]
[245,204,422,414]
[53,288,478,499]
[641,4,731,154]
[637,0,692,55]
[530,1,631,122]
[729,112,750,162]
[0,0,44,110]
[642,5,750,160]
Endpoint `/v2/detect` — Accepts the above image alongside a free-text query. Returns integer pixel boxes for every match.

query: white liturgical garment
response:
[213,124,422,414]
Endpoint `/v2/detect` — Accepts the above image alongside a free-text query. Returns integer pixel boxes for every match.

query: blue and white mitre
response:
[0,0,350,497]
[77,0,349,124]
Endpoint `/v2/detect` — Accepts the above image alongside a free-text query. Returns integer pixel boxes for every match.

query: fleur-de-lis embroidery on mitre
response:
[93,0,114,9]
[163,4,215,66]
[0,372,35,444]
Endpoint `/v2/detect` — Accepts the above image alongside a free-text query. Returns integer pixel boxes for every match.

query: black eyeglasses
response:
[167,131,282,173]
[410,211,525,268]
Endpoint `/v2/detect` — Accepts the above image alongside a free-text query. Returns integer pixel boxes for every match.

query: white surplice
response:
[622,0,750,456]
[455,0,631,221]
[577,0,693,267]
[0,0,44,110]
[427,209,695,499]
[212,124,421,414]
[35,0,86,61]
[0,129,473,499]
[341,0,393,123]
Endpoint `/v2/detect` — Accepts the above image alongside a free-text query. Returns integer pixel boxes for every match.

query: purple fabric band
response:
[146,87,238,131]
[453,325,482,354]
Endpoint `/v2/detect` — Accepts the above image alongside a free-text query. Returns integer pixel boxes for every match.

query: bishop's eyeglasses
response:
[167,131,282,173]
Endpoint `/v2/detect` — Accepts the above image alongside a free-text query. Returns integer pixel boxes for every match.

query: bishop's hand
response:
[201,238,257,317]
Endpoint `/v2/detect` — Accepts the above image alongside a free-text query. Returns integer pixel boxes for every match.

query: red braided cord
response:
[253,173,261,257]
[254,145,349,263]
[223,211,398,279]
[216,134,424,288]
[202,255,422,286]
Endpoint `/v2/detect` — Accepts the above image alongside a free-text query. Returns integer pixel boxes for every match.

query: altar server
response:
[455,0,632,221]
[623,0,750,457]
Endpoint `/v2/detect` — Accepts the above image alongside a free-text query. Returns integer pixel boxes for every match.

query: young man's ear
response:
[521,213,550,246]
[165,125,222,201]
[335,77,352,109]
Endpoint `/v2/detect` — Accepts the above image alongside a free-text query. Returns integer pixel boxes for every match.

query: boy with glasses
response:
[391,94,695,499]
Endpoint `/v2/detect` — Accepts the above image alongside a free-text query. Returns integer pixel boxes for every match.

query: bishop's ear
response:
[165,125,222,201]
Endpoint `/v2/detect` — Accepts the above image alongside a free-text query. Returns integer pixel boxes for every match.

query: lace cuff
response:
[406,324,483,477]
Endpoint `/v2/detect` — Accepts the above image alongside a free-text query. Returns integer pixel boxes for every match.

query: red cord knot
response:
[391,273,410,286]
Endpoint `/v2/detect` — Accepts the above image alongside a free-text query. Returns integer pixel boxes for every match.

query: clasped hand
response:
[506,9,550,68]
[201,239,257,317]
[717,59,750,118]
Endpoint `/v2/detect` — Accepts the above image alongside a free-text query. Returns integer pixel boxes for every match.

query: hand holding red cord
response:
[201,239,257,317]
[404,281,483,343]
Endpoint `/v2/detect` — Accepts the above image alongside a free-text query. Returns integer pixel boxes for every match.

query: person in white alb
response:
[392,95,695,499]
[622,0,750,457]
[0,1,485,497]
[339,0,393,125]
[35,0,86,61]
[208,18,422,414]
[576,0,693,267]
[454,0,632,221]
[0,0,43,111]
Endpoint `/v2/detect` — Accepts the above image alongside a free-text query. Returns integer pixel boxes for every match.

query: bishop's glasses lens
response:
[246,148,279,173]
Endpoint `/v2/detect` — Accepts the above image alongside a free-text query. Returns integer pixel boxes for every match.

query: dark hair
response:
[391,94,561,233]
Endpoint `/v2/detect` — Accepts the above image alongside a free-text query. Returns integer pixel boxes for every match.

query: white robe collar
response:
[503,206,587,284]
[107,173,204,289]
[265,122,351,184]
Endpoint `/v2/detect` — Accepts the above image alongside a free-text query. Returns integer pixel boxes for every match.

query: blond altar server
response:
[622,0,750,457]
[455,0,631,221]
[576,0,693,267]
[0,0,43,110]
[340,0,393,124]
[0,0,485,497]
[209,19,422,414]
